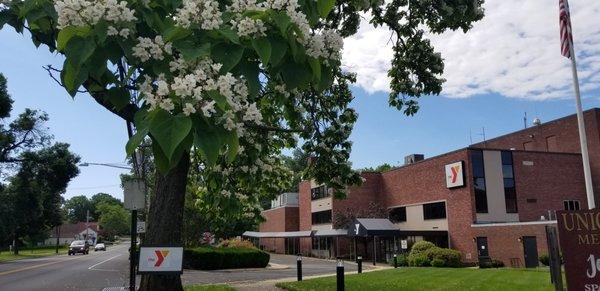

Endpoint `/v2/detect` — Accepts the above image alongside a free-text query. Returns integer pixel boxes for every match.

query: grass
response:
[0,246,68,262]
[277,267,555,291]
[184,285,235,291]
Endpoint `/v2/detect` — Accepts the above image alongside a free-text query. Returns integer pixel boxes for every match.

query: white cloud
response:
[342,0,600,100]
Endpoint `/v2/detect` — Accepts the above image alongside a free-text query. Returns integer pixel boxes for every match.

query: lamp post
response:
[79,162,132,170]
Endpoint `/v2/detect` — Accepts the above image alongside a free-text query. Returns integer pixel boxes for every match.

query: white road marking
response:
[88,255,121,270]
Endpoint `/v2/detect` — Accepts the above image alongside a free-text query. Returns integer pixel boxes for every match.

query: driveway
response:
[182,254,385,289]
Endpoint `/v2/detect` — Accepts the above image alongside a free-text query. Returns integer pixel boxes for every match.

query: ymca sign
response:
[556,209,600,290]
[445,161,465,188]
[138,246,183,274]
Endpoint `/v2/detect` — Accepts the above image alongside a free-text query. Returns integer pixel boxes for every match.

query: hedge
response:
[422,247,462,268]
[407,241,462,267]
[183,247,270,270]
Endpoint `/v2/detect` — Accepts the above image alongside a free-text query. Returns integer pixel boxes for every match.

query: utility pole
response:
[86,209,90,242]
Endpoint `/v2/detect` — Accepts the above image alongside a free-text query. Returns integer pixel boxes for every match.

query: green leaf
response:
[308,58,321,81]
[64,36,95,66]
[235,61,260,98]
[151,138,171,173]
[60,61,88,97]
[163,25,191,42]
[281,60,312,89]
[318,65,334,92]
[317,0,336,18]
[270,11,291,36]
[193,117,225,167]
[126,127,149,155]
[105,87,130,110]
[93,21,109,44]
[251,37,271,65]
[57,26,91,51]
[224,131,239,163]
[217,27,240,44]
[173,40,211,61]
[269,36,288,66]
[211,43,244,73]
[142,10,165,32]
[148,110,193,162]
[206,90,228,111]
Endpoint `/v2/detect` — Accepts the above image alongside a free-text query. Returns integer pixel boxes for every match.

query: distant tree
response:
[359,163,396,173]
[90,193,122,218]
[4,143,79,253]
[281,148,310,191]
[97,203,130,239]
[64,195,93,223]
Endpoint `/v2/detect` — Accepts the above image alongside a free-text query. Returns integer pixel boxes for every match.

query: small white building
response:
[44,222,100,246]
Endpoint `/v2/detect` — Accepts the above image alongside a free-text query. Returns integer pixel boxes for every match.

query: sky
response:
[1,0,599,201]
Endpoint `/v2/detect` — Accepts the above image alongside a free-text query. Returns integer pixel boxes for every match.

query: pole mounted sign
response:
[556,209,600,290]
[138,246,183,274]
[123,178,146,210]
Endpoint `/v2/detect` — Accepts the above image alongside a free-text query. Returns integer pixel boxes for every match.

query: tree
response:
[97,203,130,239]
[64,195,93,223]
[90,193,122,217]
[359,163,396,173]
[3,143,80,253]
[333,201,387,229]
[281,148,310,191]
[2,0,483,288]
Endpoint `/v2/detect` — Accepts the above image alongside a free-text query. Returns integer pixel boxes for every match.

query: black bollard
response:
[394,254,398,268]
[336,258,345,291]
[357,256,362,274]
[297,254,302,281]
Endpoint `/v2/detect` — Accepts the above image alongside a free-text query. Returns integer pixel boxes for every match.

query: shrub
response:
[217,238,256,249]
[388,254,408,267]
[183,247,269,270]
[491,259,505,268]
[408,253,430,267]
[422,247,462,268]
[410,241,436,255]
[539,254,550,266]
[431,258,446,267]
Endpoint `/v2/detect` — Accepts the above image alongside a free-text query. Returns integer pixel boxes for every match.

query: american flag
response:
[559,0,574,58]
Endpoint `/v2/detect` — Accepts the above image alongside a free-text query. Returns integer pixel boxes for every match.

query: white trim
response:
[471,220,557,227]
[261,205,299,213]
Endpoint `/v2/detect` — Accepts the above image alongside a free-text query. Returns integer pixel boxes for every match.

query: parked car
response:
[94,243,106,251]
[68,240,89,255]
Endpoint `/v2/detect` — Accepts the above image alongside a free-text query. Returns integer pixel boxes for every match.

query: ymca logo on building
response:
[445,161,465,188]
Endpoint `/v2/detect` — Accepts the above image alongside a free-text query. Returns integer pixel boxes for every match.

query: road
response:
[0,243,131,291]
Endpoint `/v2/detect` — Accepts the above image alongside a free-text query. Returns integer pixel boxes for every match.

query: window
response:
[501,151,518,213]
[546,135,558,152]
[563,200,580,211]
[312,237,332,250]
[389,207,407,223]
[311,210,332,224]
[423,202,446,220]
[471,150,488,213]
[311,185,330,200]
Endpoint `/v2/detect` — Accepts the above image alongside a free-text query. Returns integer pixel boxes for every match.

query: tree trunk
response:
[139,152,190,291]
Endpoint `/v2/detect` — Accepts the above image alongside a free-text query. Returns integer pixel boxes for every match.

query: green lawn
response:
[0,246,68,262]
[184,285,235,291]
[277,267,556,291]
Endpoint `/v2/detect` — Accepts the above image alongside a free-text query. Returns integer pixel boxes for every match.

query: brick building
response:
[246,108,599,268]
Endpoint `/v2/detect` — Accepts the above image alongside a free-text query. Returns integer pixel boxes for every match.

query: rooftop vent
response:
[533,117,542,126]
[404,154,424,165]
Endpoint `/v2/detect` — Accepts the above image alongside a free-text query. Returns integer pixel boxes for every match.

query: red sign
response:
[556,209,600,290]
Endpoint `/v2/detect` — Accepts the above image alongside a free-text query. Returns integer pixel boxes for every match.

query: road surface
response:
[0,243,131,291]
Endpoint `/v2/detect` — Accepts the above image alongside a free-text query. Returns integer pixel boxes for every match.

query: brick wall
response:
[298,180,312,254]
[512,151,587,221]
[380,149,477,261]
[258,206,299,253]
[473,108,600,203]
[471,223,551,267]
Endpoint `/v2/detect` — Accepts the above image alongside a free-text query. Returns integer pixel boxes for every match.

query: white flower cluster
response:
[175,0,223,30]
[305,29,344,62]
[230,17,267,38]
[227,0,265,12]
[139,56,263,134]
[54,0,137,29]
[132,36,172,62]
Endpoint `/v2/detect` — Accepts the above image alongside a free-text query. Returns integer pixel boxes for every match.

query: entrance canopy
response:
[314,229,348,237]
[242,230,313,238]
[348,218,401,237]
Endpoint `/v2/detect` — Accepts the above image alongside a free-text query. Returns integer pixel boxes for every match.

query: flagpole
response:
[567,36,595,209]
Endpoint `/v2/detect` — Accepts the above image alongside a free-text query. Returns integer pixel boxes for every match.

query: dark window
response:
[501,151,518,213]
[563,200,580,211]
[312,237,332,250]
[526,198,537,203]
[312,210,332,224]
[423,202,446,220]
[311,185,330,200]
[389,207,407,223]
[471,150,488,213]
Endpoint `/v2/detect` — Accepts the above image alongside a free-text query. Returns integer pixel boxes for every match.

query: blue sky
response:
[1,0,599,200]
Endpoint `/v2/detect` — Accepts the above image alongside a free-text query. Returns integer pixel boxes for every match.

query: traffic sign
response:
[137,221,146,233]
[138,246,183,274]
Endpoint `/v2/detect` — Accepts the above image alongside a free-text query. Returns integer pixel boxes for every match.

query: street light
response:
[79,162,132,170]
